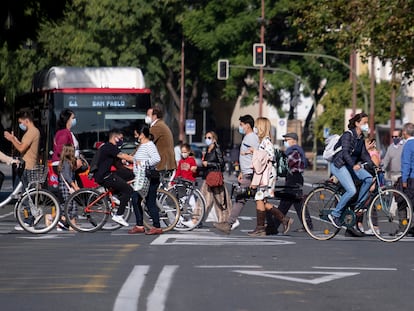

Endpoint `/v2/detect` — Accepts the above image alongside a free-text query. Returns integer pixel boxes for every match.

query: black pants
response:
[266,172,304,233]
[0,171,4,191]
[101,172,133,216]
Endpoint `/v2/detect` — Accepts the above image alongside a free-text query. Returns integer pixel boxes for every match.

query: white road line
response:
[147,265,178,311]
[313,266,397,271]
[113,265,149,311]
[196,265,262,269]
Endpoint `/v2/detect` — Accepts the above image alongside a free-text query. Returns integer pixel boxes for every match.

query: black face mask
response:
[116,139,123,147]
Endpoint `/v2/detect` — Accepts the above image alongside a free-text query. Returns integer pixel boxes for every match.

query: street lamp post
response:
[200,89,210,140]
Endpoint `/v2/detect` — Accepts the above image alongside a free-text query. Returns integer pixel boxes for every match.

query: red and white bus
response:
[14,66,151,186]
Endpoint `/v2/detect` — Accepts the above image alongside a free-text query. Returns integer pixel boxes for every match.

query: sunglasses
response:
[205,136,212,139]
[392,136,400,138]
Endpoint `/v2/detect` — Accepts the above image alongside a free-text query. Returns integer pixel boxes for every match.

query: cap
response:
[283,132,298,141]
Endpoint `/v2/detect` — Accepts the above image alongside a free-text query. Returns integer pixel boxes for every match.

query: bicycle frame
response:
[0,181,23,208]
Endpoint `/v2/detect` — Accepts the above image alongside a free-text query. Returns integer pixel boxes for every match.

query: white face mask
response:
[181,152,189,159]
[284,141,290,149]
[145,116,152,125]
[360,124,369,132]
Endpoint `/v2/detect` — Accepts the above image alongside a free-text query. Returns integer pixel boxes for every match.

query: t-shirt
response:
[176,157,197,181]
[239,132,259,175]
[22,126,40,170]
[93,143,120,183]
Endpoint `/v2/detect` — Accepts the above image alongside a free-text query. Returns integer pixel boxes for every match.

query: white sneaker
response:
[14,223,30,231]
[182,219,196,228]
[231,219,240,230]
[112,215,129,227]
[364,228,380,235]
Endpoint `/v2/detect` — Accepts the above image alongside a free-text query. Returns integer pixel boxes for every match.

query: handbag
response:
[145,165,160,180]
[205,171,224,188]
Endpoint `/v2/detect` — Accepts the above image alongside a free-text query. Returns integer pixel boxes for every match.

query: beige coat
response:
[150,119,177,171]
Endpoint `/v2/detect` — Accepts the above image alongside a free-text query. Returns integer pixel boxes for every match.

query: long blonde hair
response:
[255,117,272,141]
[58,144,77,172]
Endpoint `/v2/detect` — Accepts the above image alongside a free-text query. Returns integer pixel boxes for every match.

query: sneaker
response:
[145,227,163,235]
[14,223,30,231]
[112,196,120,205]
[213,222,231,234]
[328,214,342,229]
[231,219,240,231]
[182,219,196,228]
[364,227,380,236]
[111,214,129,227]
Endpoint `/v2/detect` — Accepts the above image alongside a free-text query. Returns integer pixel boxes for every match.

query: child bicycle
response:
[168,177,207,231]
[2,162,61,234]
[302,165,412,242]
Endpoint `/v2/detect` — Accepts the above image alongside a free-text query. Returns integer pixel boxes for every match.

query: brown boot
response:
[271,206,294,234]
[248,210,266,236]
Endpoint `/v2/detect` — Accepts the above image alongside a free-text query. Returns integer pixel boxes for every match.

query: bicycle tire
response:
[302,186,341,240]
[143,188,180,232]
[367,188,412,242]
[64,188,110,232]
[170,186,206,231]
[15,189,61,234]
[101,200,132,231]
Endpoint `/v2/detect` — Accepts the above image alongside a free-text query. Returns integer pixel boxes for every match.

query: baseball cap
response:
[283,132,298,141]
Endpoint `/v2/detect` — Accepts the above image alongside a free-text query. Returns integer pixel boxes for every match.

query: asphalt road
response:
[0,165,413,311]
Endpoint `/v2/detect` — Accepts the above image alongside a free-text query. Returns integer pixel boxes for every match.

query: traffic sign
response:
[185,119,196,135]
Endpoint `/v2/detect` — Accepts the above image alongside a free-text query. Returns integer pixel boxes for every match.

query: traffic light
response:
[217,59,229,80]
[253,43,266,67]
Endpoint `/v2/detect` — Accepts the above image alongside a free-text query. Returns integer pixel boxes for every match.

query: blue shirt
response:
[401,137,414,183]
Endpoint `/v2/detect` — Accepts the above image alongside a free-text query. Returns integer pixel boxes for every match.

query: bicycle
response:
[302,165,412,242]
[168,177,206,231]
[64,175,180,232]
[5,162,61,234]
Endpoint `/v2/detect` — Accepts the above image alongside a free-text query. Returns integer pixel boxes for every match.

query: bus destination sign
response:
[62,94,137,109]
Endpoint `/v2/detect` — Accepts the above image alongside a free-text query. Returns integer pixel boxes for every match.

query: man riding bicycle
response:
[93,128,134,227]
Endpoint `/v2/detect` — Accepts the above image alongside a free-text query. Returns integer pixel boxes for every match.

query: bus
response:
[14,66,151,164]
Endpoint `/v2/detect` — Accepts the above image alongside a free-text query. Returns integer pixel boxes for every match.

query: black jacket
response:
[332,128,373,169]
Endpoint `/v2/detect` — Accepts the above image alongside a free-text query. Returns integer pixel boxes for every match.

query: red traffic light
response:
[253,43,266,67]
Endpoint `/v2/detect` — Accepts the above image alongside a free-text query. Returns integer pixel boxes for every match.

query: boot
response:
[248,210,266,236]
[271,206,294,234]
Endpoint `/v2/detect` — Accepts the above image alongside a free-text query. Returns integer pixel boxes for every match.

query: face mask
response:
[253,127,258,134]
[238,126,245,135]
[19,123,27,131]
[145,116,152,125]
[361,124,369,132]
[71,118,77,127]
[284,141,290,149]
[205,138,212,145]
[393,138,400,145]
[115,138,123,147]
[181,152,189,159]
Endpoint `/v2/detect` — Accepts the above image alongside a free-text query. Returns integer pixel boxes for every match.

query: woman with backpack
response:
[328,112,374,229]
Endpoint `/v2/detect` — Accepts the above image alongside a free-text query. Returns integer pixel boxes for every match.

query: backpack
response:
[274,148,290,177]
[88,144,104,177]
[322,130,352,161]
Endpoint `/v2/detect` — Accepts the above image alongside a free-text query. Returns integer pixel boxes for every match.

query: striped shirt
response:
[133,141,160,167]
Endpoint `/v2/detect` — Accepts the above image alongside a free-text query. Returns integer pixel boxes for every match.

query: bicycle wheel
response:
[101,201,132,231]
[64,188,110,232]
[367,188,412,242]
[15,189,60,234]
[171,186,206,231]
[143,188,180,232]
[302,186,341,240]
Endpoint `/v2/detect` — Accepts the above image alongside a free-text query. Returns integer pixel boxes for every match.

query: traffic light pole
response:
[259,0,265,117]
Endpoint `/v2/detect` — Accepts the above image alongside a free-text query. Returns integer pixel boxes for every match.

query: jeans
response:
[330,163,372,218]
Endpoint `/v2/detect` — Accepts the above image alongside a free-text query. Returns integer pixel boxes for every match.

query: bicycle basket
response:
[26,165,48,184]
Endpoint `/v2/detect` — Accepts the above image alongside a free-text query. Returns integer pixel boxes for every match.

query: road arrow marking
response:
[233,270,359,285]
[151,233,295,246]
